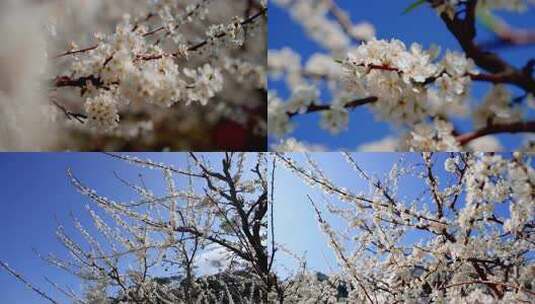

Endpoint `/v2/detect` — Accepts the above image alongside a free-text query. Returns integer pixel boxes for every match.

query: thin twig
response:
[51,100,87,123]
[0,260,60,304]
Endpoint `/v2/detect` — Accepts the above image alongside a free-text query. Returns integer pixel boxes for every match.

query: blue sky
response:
[0,153,229,304]
[268,1,535,150]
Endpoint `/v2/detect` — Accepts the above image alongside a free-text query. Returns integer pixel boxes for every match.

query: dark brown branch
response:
[53,8,267,90]
[287,96,378,118]
[352,63,528,89]
[456,120,535,145]
[438,0,535,94]
[54,45,99,59]
[52,75,103,88]
[51,100,87,123]
[304,64,519,90]
[139,6,267,60]
[194,6,266,50]
[55,4,266,61]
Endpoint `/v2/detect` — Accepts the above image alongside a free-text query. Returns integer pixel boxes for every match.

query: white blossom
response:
[408,119,461,151]
[268,91,293,137]
[444,157,458,172]
[84,92,119,131]
[320,107,349,134]
[1,0,267,149]
[275,152,535,302]
[473,85,523,128]
[286,85,319,114]
[268,1,532,151]
[183,64,224,106]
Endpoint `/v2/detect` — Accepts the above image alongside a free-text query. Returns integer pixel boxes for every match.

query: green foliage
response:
[402,0,427,15]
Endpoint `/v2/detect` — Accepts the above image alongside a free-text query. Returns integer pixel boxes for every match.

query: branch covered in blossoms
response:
[268,0,535,151]
[273,152,535,303]
[0,0,267,150]
[53,2,267,133]
[0,153,277,303]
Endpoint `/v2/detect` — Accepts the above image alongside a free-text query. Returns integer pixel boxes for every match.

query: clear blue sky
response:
[268,1,535,150]
[0,153,225,304]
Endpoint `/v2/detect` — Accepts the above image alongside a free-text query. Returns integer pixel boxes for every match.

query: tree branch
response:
[438,0,535,94]
[456,120,535,145]
[51,100,87,123]
[0,260,60,304]
[286,96,378,118]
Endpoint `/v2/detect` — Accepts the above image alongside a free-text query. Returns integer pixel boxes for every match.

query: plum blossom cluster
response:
[0,153,275,303]
[459,152,535,234]
[62,1,265,133]
[407,119,461,151]
[268,0,535,151]
[0,0,266,150]
[84,92,120,130]
[342,40,478,125]
[275,152,535,303]
[223,57,267,89]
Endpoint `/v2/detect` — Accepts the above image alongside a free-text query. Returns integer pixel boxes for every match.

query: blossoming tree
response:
[273,152,534,303]
[0,153,278,303]
[0,0,267,151]
[268,0,535,151]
